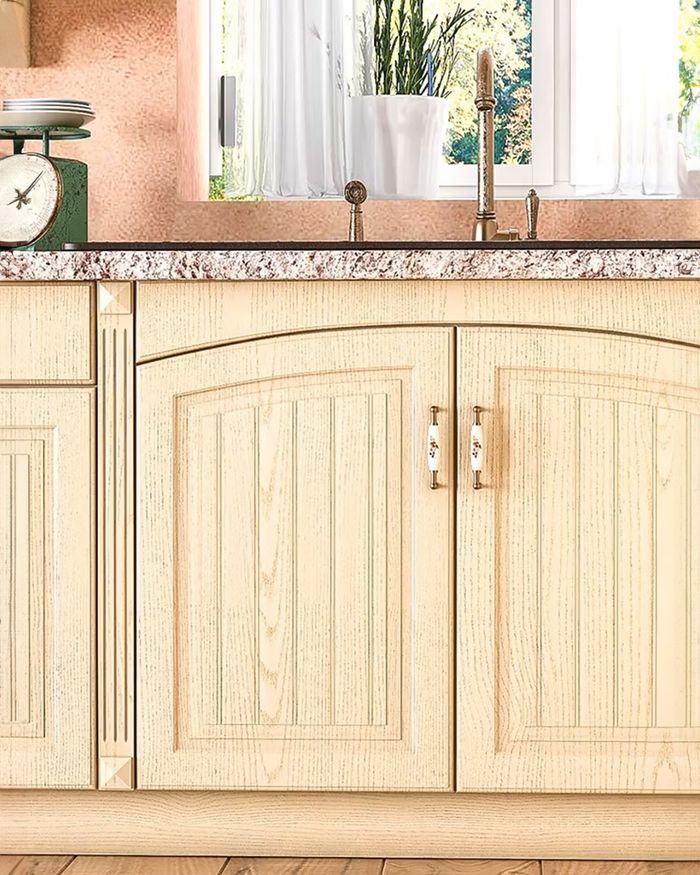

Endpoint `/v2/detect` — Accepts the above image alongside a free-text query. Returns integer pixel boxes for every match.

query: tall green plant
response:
[374,0,397,95]
[373,0,472,99]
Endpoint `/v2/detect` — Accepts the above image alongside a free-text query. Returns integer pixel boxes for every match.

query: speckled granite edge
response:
[1,247,700,282]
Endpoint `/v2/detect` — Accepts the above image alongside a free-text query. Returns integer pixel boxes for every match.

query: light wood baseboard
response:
[1,792,699,860]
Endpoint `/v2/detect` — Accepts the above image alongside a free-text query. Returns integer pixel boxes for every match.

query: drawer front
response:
[0,283,94,383]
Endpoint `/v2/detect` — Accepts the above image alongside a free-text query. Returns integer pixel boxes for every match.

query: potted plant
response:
[349,0,471,199]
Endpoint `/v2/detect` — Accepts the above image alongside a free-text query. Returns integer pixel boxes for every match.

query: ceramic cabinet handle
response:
[428,406,440,490]
[471,406,484,490]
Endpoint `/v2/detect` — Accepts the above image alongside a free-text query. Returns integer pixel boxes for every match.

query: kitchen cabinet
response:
[0,388,95,788]
[137,328,453,790]
[458,328,700,793]
[4,276,700,857]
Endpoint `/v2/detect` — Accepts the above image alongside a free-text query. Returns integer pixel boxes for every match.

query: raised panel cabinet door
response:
[458,328,700,793]
[0,389,95,788]
[138,328,453,790]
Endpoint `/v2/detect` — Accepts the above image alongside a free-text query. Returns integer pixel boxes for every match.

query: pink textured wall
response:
[1,0,178,241]
[2,0,699,243]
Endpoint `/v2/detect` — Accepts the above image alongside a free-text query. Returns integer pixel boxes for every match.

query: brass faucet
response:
[472,48,540,242]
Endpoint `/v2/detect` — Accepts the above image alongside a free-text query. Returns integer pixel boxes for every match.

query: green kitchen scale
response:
[0,125,89,251]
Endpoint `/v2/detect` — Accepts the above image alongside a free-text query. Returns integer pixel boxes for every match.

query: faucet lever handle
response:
[526,188,540,240]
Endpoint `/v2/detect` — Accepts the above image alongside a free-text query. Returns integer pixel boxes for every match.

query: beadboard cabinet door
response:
[458,328,700,793]
[138,329,453,791]
[0,389,95,788]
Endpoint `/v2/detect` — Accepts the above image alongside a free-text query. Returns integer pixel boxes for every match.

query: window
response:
[206,0,698,200]
[681,0,700,170]
[437,0,555,190]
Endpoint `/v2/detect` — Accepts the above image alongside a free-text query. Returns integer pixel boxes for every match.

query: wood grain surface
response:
[1,792,698,858]
[0,858,74,875]
[542,865,700,875]
[458,328,700,792]
[0,283,94,383]
[0,390,95,788]
[383,862,541,874]
[64,858,226,875]
[223,861,383,874]
[137,329,453,790]
[3,860,700,875]
[97,284,135,790]
[136,279,700,363]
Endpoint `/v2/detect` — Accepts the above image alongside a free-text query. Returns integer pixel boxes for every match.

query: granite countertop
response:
[1,242,700,282]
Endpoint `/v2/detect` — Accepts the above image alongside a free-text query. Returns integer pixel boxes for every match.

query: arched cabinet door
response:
[138,328,453,791]
[459,328,700,793]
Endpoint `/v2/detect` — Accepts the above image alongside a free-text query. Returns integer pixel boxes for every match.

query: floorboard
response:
[0,858,74,875]
[382,863,541,874]
[62,858,227,875]
[1,860,699,875]
[223,861,383,874]
[541,865,700,874]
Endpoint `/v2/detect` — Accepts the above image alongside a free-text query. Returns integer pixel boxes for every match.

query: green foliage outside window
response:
[427,0,532,166]
[680,0,700,160]
[209,176,225,201]
[680,0,700,119]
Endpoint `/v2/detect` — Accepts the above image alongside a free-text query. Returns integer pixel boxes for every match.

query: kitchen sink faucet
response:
[472,47,540,241]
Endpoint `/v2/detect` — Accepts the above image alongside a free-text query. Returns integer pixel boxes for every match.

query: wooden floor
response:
[1,860,700,874]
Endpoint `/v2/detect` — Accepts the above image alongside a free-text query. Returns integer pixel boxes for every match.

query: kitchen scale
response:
[0,125,89,251]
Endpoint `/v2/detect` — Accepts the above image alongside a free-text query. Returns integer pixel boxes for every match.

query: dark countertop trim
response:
[63,240,700,252]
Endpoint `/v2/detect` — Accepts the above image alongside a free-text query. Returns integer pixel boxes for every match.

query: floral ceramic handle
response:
[471,406,484,490]
[428,406,440,490]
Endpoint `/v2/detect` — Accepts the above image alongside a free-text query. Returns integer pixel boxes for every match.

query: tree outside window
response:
[428,0,532,167]
[680,0,700,163]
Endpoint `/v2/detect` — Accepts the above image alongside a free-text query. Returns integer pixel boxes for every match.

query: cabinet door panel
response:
[458,328,700,792]
[0,389,95,788]
[138,329,453,790]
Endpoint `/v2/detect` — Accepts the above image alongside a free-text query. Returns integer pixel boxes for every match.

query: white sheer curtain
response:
[571,0,680,196]
[223,0,370,198]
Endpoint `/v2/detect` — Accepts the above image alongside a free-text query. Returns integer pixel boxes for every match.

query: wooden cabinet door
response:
[0,389,95,788]
[138,329,453,790]
[458,328,700,793]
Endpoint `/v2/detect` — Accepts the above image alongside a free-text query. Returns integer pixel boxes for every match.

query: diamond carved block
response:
[98,282,133,315]
[99,756,134,791]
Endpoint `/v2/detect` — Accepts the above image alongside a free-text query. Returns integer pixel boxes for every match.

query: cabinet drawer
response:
[0,283,94,383]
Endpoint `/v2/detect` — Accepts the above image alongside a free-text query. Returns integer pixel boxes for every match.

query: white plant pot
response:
[348,95,449,200]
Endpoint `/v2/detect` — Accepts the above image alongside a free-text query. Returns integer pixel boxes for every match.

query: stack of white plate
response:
[0,98,95,129]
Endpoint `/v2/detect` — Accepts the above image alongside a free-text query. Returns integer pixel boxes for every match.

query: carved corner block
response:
[99,756,134,791]
[98,281,133,316]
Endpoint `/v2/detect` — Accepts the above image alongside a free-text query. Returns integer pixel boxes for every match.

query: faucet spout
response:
[472,47,520,242]
[476,47,496,107]
[474,48,497,239]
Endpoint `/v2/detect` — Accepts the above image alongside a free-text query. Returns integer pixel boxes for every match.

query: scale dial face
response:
[0,153,63,247]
